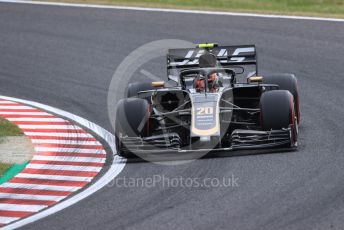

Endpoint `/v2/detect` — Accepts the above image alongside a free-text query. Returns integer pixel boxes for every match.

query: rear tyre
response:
[127,82,154,102]
[115,98,150,158]
[263,74,300,124]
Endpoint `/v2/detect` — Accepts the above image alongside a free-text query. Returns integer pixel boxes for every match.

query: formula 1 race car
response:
[115,43,300,158]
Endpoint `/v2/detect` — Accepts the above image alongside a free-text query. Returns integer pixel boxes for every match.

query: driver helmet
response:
[208,72,219,92]
[194,75,206,92]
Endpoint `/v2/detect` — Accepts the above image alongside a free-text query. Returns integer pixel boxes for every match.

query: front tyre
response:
[115,98,151,158]
[260,90,297,143]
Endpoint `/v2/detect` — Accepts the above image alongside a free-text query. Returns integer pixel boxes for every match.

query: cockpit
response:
[180,68,234,93]
[178,53,236,93]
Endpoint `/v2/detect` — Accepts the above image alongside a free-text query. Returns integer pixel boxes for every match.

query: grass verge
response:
[0,117,24,176]
[0,163,13,177]
[40,0,344,18]
[0,117,23,137]
[0,161,29,184]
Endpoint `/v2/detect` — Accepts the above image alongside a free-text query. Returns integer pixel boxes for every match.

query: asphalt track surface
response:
[0,3,344,230]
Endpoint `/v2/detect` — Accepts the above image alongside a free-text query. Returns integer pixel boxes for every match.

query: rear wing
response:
[167,44,258,82]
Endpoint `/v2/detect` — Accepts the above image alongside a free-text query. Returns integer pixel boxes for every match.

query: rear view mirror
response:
[247,76,263,83]
[151,81,165,88]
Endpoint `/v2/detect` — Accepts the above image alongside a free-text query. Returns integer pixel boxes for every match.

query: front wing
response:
[118,125,297,155]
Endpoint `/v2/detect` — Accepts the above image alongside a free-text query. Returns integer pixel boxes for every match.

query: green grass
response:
[0,161,29,183]
[0,163,13,177]
[47,0,344,18]
[0,117,24,175]
[0,117,23,137]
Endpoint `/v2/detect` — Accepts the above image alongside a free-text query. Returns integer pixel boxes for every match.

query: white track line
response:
[0,203,47,212]
[32,155,106,163]
[0,193,65,201]
[0,0,343,22]
[16,173,93,182]
[31,139,101,145]
[0,217,20,225]
[1,183,81,192]
[18,125,81,129]
[26,164,102,172]
[7,118,67,122]
[24,132,94,138]
[0,101,17,104]
[34,147,105,154]
[0,112,51,115]
[0,106,34,110]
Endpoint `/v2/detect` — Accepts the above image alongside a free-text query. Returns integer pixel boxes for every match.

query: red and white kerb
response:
[0,99,106,226]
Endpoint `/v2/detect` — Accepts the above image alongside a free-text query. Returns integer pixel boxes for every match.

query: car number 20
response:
[196,107,214,115]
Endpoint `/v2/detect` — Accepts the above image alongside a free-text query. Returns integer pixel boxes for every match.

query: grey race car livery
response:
[115,43,300,158]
